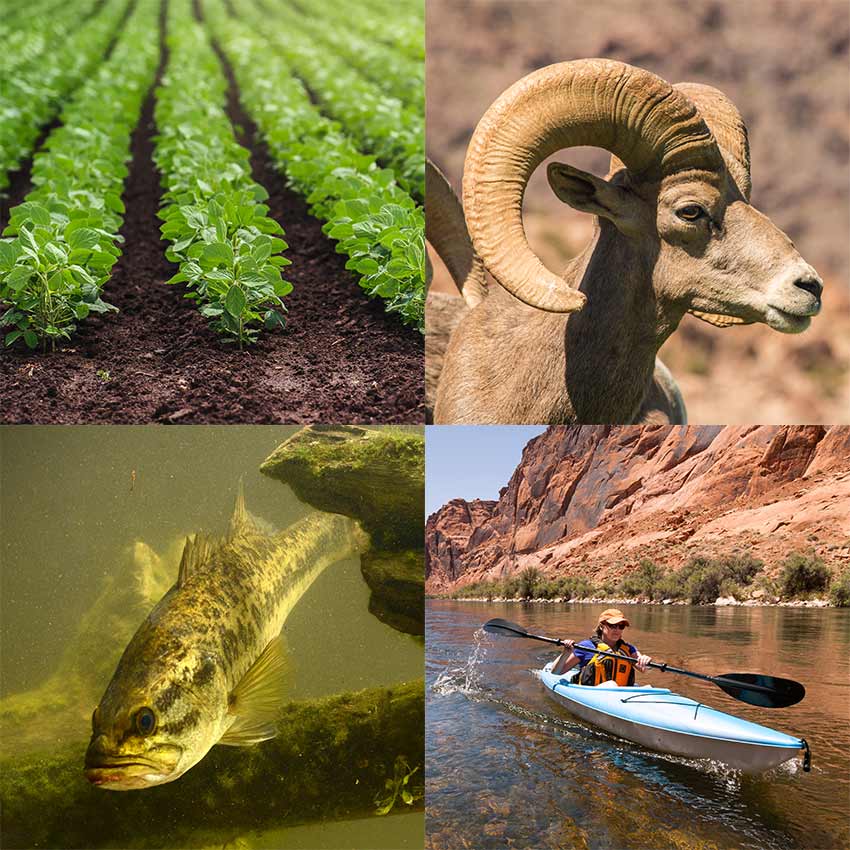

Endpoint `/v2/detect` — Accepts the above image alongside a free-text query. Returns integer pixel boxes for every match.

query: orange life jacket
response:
[579,637,636,686]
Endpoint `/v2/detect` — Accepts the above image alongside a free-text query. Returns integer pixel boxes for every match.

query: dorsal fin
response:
[177,533,219,588]
[228,478,258,540]
[177,536,194,588]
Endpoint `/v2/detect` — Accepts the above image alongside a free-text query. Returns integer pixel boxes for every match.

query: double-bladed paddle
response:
[482,618,805,708]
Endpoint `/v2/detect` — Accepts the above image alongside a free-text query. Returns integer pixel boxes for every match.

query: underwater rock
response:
[261,426,425,634]
[361,550,424,635]
[0,680,424,850]
[261,425,424,549]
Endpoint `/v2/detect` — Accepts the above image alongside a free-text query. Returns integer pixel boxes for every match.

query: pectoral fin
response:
[218,634,288,747]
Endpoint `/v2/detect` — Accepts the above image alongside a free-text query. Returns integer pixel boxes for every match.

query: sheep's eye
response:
[135,707,157,736]
[677,204,706,222]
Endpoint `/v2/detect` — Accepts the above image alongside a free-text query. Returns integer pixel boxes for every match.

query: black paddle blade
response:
[713,673,805,708]
[482,618,529,637]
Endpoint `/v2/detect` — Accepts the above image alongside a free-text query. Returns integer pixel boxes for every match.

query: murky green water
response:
[427,599,850,850]
[0,426,423,848]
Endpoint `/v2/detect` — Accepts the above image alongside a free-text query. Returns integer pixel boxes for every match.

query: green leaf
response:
[329,223,354,239]
[4,267,33,292]
[205,269,232,283]
[387,258,412,277]
[273,278,293,298]
[0,241,19,272]
[203,242,234,267]
[172,235,195,253]
[224,284,247,317]
[23,330,39,349]
[105,193,125,214]
[75,303,91,320]
[4,329,23,346]
[264,310,286,330]
[350,258,379,275]
[68,228,100,250]
[252,241,272,264]
[44,242,68,263]
[69,265,95,284]
[21,203,51,226]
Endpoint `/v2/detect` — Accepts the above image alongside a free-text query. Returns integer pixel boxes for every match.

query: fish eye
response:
[676,204,706,222]
[135,707,157,736]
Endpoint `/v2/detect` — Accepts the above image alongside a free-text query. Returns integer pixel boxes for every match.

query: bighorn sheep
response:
[428,59,823,424]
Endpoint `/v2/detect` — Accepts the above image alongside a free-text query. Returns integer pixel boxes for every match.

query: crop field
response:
[0,0,424,423]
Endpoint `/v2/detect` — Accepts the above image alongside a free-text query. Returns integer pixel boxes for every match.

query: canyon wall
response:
[425,426,850,593]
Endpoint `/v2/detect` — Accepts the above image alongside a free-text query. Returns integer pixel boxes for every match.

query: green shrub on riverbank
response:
[518,567,541,599]
[617,559,668,600]
[779,551,830,598]
[829,571,850,607]
[674,553,763,603]
[614,554,763,603]
[442,549,845,605]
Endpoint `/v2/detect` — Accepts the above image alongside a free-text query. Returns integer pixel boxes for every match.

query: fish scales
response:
[85,499,363,790]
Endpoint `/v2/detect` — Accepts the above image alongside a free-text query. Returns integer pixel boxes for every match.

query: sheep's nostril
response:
[794,277,823,300]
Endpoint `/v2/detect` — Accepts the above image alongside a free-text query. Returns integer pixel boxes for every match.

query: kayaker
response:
[551,608,651,686]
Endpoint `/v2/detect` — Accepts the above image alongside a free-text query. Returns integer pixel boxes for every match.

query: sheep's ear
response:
[547,162,640,234]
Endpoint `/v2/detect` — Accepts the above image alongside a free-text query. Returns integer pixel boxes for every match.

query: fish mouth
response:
[85,761,175,790]
[85,752,181,790]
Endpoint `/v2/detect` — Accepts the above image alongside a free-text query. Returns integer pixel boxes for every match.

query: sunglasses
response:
[603,622,626,629]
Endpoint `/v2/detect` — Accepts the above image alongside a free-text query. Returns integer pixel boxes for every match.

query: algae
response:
[0,680,424,850]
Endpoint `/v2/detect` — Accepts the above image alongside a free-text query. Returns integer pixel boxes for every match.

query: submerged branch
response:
[1,679,424,849]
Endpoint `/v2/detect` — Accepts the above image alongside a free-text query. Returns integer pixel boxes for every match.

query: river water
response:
[426,599,850,850]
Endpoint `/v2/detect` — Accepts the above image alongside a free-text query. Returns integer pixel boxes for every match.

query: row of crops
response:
[0,0,425,351]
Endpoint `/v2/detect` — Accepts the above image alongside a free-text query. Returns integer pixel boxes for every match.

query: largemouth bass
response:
[84,488,362,790]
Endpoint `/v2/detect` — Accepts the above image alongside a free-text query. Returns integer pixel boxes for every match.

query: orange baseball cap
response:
[598,608,630,627]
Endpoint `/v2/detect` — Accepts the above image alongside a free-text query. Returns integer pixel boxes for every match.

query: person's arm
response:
[551,640,576,675]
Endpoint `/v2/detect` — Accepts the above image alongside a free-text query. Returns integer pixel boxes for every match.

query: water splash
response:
[431,628,489,696]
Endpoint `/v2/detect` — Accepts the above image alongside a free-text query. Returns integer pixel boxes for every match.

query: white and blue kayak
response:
[539,663,809,773]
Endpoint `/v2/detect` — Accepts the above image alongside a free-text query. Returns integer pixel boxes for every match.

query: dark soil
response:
[0,8,423,424]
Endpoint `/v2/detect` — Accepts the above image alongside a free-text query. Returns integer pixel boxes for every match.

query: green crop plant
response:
[314,0,424,63]
[241,0,423,203]
[0,0,99,82]
[0,0,130,192]
[273,0,423,112]
[0,0,159,350]
[154,0,291,348]
[207,0,424,331]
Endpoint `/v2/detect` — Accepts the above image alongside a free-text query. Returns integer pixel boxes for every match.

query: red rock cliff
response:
[425,425,850,593]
